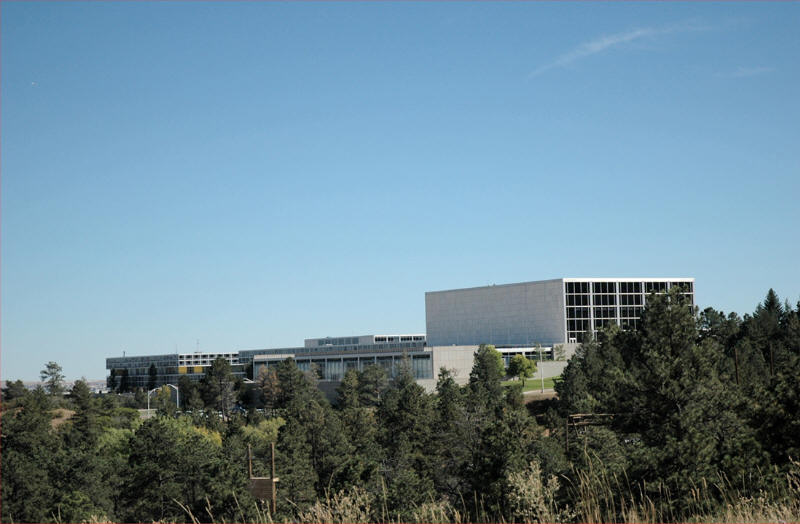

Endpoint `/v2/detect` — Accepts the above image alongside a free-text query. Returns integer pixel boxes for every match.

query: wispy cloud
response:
[529,21,707,78]
[721,66,774,78]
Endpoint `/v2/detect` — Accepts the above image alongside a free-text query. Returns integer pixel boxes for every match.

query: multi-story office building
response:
[106,334,427,389]
[425,278,694,348]
[106,352,246,389]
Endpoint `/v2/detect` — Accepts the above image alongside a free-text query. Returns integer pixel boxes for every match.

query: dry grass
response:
[50,408,75,428]
[567,458,800,524]
[170,460,800,523]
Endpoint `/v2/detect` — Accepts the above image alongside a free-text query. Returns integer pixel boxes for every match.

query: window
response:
[327,360,343,381]
[412,355,432,379]
[645,282,668,293]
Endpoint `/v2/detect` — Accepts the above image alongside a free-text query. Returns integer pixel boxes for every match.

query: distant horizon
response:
[3,2,799,382]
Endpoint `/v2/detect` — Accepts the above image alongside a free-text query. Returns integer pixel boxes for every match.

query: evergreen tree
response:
[358,364,389,407]
[107,368,117,392]
[67,379,100,446]
[276,415,318,516]
[118,369,130,393]
[432,368,468,498]
[559,288,765,516]
[336,368,360,408]
[377,359,436,518]
[469,344,506,407]
[54,380,113,522]
[132,387,147,408]
[201,357,237,417]
[754,353,800,469]
[0,388,59,523]
[257,366,281,409]
[40,361,65,397]
[122,417,229,522]
[2,379,28,402]
[147,363,158,391]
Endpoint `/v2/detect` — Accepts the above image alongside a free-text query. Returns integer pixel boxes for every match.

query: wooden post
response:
[270,442,277,515]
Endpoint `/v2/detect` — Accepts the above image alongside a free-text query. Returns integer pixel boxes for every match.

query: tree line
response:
[2,287,799,522]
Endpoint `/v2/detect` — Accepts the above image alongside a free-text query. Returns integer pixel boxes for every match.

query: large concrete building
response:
[107,277,694,393]
[426,278,694,349]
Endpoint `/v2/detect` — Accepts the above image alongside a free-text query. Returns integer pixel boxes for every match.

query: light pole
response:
[146,387,158,417]
[147,384,180,414]
[165,383,179,410]
[538,344,545,393]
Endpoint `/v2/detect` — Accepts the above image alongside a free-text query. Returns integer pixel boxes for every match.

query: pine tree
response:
[336,368,360,408]
[377,359,436,518]
[40,361,65,397]
[358,364,389,407]
[0,388,59,523]
[201,357,237,417]
[616,289,762,514]
[147,363,158,391]
[468,344,506,410]
[2,379,28,402]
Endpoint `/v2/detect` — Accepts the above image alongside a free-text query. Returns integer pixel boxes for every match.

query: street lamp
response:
[146,384,180,415]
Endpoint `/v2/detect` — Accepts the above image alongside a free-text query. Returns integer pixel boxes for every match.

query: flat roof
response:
[427,277,694,295]
[307,334,425,340]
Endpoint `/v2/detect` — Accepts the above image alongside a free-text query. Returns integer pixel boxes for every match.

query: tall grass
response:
[173,460,800,523]
[568,458,800,523]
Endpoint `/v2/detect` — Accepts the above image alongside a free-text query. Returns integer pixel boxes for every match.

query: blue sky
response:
[2,2,798,381]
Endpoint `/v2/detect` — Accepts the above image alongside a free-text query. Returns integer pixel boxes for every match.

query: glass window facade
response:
[565,280,694,341]
[254,352,433,382]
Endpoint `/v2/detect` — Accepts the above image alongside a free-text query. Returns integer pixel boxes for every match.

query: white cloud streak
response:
[529,21,706,78]
[724,66,774,78]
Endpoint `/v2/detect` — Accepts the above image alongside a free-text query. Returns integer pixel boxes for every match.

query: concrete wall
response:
[425,279,566,347]
[305,346,568,398]
[414,345,479,391]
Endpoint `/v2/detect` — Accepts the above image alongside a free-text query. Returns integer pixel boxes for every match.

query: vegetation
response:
[40,361,65,397]
[508,354,537,388]
[502,375,559,392]
[2,288,800,522]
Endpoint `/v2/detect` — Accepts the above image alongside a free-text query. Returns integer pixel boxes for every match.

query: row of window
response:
[565,281,694,295]
[593,294,617,306]
[107,355,177,366]
[619,306,645,318]
[568,318,641,338]
[306,342,425,354]
[373,335,424,343]
[593,307,617,319]
[261,355,433,381]
[567,306,646,319]
[500,350,553,366]
[113,370,249,388]
[317,337,360,346]
[620,294,643,305]
[112,364,246,377]
[619,282,642,293]
[567,291,689,308]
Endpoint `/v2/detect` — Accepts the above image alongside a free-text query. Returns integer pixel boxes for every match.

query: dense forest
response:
[2,288,799,523]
